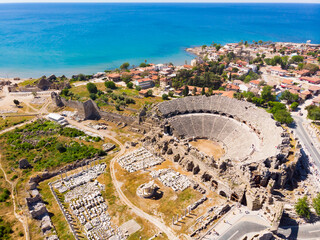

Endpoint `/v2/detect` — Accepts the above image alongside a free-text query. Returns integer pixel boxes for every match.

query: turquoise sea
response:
[0,3,319,78]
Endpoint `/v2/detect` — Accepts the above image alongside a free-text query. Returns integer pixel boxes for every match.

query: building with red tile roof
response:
[300,77,320,84]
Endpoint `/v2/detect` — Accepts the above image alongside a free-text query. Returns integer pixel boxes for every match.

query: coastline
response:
[0,3,319,79]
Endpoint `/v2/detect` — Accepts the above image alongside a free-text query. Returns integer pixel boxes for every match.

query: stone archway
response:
[219,190,227,198]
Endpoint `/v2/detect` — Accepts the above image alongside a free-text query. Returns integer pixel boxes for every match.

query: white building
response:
[47,113,68,126]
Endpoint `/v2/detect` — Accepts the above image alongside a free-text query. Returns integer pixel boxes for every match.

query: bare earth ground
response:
[190,139,225,159]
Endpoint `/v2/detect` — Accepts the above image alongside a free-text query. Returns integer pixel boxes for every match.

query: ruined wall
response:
[99,111,135,125]
[51,92,100,120]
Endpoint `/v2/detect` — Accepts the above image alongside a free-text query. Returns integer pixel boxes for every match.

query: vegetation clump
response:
[0,217,13,240]
[0,188,10,202]
[0,120,104,171]
[306,105,320,120]
[295,196,311,219]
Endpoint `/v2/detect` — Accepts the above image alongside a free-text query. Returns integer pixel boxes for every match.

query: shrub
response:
[306,105,320,120]
[0,188,10,202]
[162,94,169,100]
[56,143,66,153]
[0,217,13,239]
[313,193,320,216]
[291,102,299,111]
[146,90,153,97]
[10,175,18,181]
[86,83,98,94]
[89,93,97,100]
[105,81,116,89]
[295,196,311,219]
[126,82,133,89]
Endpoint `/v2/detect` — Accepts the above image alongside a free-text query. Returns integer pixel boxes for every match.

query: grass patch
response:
[0,116,33,132]
[0,119,105,172]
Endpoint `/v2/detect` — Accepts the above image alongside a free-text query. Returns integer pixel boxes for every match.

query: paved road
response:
[278,222,320,240]
[293,116,320,170]
[66,119,178,240]
[216,221,267,240]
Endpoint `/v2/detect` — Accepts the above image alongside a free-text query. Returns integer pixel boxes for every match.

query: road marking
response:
[309,230,320,233]
[227,230,239,240]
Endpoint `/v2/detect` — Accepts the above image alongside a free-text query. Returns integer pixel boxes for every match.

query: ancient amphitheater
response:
[157,95,284,163]
[141,95,300,211]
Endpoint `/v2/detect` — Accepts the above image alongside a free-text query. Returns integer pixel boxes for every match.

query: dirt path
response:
[0,157,30,240]
[66,118,178,240]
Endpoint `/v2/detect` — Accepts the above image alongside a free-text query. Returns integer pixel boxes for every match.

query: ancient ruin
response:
[50,163,125,240]
[139,95,300,213]
[117,147,164,172]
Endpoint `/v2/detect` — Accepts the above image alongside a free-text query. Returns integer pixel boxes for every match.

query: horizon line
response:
[1,0,320,3]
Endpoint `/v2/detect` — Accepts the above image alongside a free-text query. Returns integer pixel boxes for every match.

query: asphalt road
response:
[293,116,320,170]
[278,222,320,240]
[216,221,267,240]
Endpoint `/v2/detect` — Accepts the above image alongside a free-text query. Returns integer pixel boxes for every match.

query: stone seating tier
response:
[158,96,284,162]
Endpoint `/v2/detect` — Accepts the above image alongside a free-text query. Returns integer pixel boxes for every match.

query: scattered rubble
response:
[51,163,125,240]
[150,169,191,191]
[117,147,164,172]
[102,143,115,152]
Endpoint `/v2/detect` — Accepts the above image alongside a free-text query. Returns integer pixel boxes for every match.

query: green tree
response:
[105,81,116,89]
[135,85,142,91]
[291,102,299,111]
[291,55,304,63]
[306,105,320,120]
[295,196,311,219]
[298,63,304,70]
[13,99,20,107]
[86,82,98,94]
[280,90,299,104]
[146,90,153,97]
[126,82,133,89]
[201,87,205,95]
[274,109,293,124]
[139,62,147,67]
[120,62,130,70]
[183,86,189,97]
[192,87,197,96]
[313,193,320,216]
[261,86,275,102]
[168,91,174,97]
[162,94,169,100]
[56,143,66,153]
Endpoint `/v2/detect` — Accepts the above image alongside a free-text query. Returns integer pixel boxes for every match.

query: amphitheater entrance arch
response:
[219,191,227,198]
[211,180,218,189]
[230,193,239,202]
